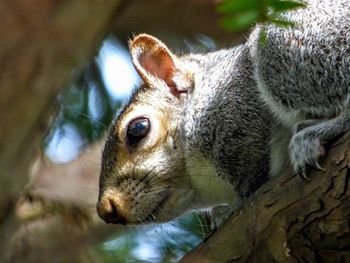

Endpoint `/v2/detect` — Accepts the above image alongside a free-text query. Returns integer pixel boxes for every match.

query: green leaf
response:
[270,0,306,12]
[269,17,296,27]
[217,0,307,32]
[259,26,268,45]
[220,10,260,31]
[217,0,260,14]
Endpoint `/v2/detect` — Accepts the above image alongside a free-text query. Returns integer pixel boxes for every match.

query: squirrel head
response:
[97,34,196,225]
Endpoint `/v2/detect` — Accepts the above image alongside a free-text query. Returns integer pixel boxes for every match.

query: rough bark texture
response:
[180,132,350,263]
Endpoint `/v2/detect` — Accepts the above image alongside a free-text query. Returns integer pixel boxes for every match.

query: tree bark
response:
[180,132,350,263]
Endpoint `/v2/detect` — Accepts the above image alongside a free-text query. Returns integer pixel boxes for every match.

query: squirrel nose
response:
[97,195,126,225]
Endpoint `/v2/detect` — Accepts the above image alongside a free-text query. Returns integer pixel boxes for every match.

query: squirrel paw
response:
[289,130,326,180]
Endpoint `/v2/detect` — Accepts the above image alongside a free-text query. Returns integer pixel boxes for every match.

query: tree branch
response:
[112,0,245,45]
[180,132,350,262]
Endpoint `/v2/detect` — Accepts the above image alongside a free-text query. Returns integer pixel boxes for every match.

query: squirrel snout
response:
[97,195,127,225]
[97,179,170,224]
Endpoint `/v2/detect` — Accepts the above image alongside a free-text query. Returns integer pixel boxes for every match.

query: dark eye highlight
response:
[126,118,150,146]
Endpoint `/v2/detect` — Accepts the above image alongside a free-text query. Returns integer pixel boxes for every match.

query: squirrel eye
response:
[127,118,150,145]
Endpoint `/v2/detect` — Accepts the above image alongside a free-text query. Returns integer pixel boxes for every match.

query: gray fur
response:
[181,46,272,198]
[182,0,350,188]
[248,0,350,177]
[99,0,350,220]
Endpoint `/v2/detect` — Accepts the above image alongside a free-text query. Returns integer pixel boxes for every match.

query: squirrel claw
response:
[296,167,310,181]
[289,128,327,182]
[313,160,326,171]
[295,160,325,181]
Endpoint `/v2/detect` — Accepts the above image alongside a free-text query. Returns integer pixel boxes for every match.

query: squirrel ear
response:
[130,34,191,98]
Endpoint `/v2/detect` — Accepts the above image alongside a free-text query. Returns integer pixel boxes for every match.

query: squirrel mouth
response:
[144,192,170,223]
[97,180,194,225]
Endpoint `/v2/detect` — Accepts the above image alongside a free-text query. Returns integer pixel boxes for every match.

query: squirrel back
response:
[250,0,350,126]
[249,0,350,177]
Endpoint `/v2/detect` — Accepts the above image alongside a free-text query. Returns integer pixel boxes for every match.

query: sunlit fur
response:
[248,0,350,175]
[98,81,192,223]
[97,35,269,225]
[98,0,350,225]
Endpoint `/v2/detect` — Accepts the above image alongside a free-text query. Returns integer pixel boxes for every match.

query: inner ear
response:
[137,46,175,87]
[130,34,180,95]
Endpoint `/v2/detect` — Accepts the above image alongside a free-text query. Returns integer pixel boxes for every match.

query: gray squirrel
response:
[97,0,350,225]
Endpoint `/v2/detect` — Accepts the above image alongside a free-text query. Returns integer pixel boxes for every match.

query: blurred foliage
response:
[44,60,119,151]
[218,0,306,31]
[97,212,211,263]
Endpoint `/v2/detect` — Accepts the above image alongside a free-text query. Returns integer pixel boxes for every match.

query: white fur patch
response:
[185,153,236,210]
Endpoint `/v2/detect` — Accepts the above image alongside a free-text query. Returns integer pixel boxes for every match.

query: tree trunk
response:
[111,0,245,46]
[180,132,350,262]
[0,0,123,258]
